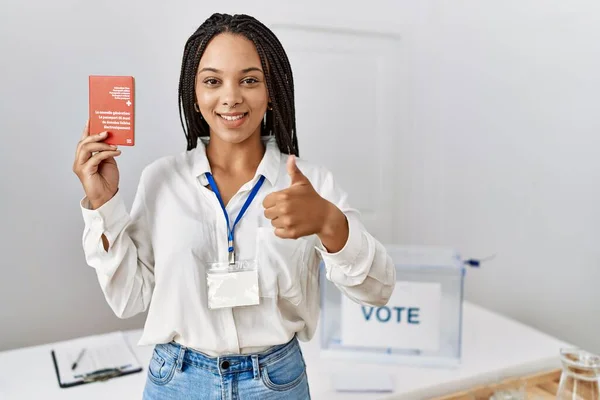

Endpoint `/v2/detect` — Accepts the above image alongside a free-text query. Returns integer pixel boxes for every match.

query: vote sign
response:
[340,281,442,352]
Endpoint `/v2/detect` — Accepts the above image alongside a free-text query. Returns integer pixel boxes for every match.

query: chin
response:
[211,129,257,144]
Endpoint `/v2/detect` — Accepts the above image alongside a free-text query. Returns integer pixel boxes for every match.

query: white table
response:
[0,302,569,399]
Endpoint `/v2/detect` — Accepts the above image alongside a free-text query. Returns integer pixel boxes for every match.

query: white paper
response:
[207,269,260,309]
[341,281,442,351]
[52,331,141,385]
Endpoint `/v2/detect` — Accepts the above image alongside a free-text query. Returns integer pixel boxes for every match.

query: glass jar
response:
[556,348,600,400]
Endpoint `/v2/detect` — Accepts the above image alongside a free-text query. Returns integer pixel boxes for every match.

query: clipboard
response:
[51,350,143,388]
[50,331,143,388]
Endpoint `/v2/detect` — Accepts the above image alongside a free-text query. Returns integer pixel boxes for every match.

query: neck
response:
[206,132,265,175]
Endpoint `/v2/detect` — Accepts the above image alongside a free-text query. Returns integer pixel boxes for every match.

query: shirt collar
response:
[189,136,281,187]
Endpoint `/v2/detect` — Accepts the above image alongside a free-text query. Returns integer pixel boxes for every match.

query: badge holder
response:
[206,246,260,310]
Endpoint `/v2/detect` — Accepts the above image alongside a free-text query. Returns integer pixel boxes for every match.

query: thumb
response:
[287,155,307,185]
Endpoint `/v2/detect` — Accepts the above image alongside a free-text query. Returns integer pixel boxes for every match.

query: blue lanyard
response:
[205,173,266,264]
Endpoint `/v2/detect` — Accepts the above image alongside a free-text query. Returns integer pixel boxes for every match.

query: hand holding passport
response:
[72,76,135,210]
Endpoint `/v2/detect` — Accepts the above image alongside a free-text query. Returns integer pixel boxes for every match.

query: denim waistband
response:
[155,336,300,376]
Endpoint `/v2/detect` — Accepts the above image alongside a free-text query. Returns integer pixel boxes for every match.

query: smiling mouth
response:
[217,113,248,121]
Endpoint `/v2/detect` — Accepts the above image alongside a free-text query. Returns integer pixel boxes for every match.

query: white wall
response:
[1,0,599,356]
[395,1,600,353]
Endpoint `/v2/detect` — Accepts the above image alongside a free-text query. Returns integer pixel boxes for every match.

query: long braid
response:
[177,13,299,156]
[245,24,297,153]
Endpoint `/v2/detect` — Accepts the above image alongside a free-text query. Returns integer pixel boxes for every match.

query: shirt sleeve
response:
[80,173,155,319]
[314,167,396,307]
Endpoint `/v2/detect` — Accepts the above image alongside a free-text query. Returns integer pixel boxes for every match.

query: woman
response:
[73,13,395,400]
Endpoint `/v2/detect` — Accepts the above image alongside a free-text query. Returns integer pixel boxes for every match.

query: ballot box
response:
[319,245,465,367]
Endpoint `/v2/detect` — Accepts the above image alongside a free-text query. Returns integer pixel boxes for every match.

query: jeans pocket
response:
[260,344,307,392]
[147,347,176,386]
[261,366,307,392]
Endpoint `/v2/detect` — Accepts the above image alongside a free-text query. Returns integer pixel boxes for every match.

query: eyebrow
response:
[198,67,264,74]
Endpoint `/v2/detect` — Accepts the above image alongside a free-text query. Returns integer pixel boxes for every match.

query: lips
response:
[216,112,248,128]
[218,113,247,121]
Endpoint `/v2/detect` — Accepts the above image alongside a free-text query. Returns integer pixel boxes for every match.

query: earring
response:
[194,103,200,113]
[268,102,273,111]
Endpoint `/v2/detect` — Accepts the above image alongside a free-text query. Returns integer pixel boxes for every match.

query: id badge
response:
[206,260,259,309]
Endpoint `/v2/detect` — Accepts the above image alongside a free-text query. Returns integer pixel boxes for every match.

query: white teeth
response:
[220,114,245,121]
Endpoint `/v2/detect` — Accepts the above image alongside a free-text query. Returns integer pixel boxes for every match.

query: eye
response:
[242,77,259,85]
[203,78,220,86]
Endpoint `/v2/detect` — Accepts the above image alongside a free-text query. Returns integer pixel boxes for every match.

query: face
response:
[195,33,269,144]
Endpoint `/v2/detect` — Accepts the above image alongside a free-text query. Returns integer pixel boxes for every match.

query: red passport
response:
[89,75,135,146]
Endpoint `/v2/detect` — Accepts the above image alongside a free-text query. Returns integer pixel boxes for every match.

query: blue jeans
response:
[142,336,311,399]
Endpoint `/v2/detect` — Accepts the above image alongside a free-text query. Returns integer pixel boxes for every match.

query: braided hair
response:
[178,13,299,156]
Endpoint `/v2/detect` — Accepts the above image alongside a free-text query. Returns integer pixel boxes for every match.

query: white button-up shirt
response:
[81,136,396,356]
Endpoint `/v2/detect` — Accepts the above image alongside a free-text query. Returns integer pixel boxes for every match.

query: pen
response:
[73,365,132,380]
[71,348,86,370]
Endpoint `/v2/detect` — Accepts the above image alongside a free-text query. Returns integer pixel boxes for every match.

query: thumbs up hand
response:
[263,155,326,239]
[263,156,349,251]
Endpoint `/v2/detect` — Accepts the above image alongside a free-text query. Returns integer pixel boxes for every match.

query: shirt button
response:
[220,360,230,370]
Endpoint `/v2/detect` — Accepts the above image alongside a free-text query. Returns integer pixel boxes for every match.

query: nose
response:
[221,82,242,108]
